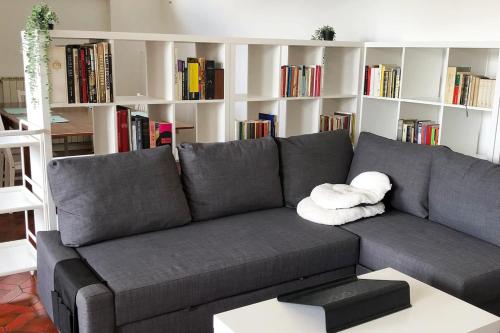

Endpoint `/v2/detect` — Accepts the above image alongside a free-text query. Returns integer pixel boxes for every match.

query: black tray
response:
[278,277,411,332]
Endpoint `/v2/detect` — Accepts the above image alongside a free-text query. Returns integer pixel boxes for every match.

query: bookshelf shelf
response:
[174,99,224,104]
[0,240,37,277]
[400,98,442,106]
[443,104,492,112]
[363,95,400,102]
[0,186,43,214]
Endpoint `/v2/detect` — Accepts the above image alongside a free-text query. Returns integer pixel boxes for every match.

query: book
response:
[236,120,271,140]
[214,68,224,99]
[48,46,68,104]
[187,58,200,100]
[363,65,400,98]
[206,60,215,99]
[398,118,439,146]
[281,64,322,97]
[65,45,75,103]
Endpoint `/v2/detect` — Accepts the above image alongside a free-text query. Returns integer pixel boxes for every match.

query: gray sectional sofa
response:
[38,130,500,333]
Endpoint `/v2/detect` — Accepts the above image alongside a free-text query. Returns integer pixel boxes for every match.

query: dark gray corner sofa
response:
[38,130,500,333]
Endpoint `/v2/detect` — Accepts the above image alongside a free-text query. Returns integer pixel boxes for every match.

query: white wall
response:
[162,0,500,42]
[0,0,110,78]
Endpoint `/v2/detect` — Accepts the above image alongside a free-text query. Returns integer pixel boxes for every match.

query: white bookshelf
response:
[360,42,500,162]
[44,31,362,156]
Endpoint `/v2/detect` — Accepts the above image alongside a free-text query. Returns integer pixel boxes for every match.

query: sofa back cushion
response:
[347,132,434,218]
[429,148,500,247]
[47,146,191,247]
[277,130,353,207]
[178,137,283,221]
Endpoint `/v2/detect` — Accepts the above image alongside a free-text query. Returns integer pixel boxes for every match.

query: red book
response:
[117,110,130,152]
[79,48,88,103]
[452,85,459,104]
[281,66,287,97]
[310,68,315,97]
[426,125,432,145]
[116,111,122,152]
[366,66,371,95]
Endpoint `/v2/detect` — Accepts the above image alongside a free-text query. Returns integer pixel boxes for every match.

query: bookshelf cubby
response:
[360,42,500,161]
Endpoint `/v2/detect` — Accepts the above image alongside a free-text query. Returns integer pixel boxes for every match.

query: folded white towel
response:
[297,197,385,226]
[310,171,392,210]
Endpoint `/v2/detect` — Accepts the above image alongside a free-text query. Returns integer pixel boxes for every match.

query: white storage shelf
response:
[0,186,44,214]
[0,240,37,277]
[0,135,39,148]
[360,43,500,160]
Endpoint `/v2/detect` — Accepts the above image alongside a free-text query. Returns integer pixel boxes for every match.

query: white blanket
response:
[310,171,392,210]
[297,171,391,226]
[297,197,385,225]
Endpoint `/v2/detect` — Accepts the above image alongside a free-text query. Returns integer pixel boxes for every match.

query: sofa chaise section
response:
[342,210,500,313]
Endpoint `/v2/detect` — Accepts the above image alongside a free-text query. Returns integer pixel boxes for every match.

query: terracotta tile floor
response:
[0,272,57,333]
[0,212,57,332]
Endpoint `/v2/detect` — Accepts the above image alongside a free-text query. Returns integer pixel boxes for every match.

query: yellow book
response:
[188,62,199,99]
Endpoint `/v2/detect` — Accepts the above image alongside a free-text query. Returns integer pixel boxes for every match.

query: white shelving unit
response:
[359,42,500,162]
[44,31,362,157]
[230,41,362,140]
[0,122,48,276]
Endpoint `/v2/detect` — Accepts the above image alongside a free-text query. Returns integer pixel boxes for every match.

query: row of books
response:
[281,65,322,97]
[444,67,496,108]
[49,43,114,104]
[175,58,224,100]
[319,112,355,136]
[236,113,277,140]
[397,119,439,146]
[116,106,172,152]
[364,65,401,98]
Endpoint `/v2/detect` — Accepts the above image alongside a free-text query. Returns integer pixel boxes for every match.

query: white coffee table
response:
[214,268,500,333]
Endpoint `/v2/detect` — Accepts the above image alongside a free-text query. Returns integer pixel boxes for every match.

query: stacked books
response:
[319,113,355,136]
[116,106,172,152]
[281,65,322,97]
[49,43,114,104]
[397,119,439,145]
[236,113,278,140]
[364,65,401,98]
[175,58,224,100]
[444,67,496,108]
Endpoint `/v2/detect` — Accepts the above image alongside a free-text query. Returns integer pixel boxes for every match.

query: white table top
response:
[214,268,500,333]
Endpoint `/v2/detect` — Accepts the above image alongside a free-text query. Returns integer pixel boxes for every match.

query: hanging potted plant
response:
[24,3,58,105]
[312,25,336,41]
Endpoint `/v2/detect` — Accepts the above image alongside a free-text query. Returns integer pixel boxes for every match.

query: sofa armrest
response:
[37,231,79,320]
[76,284,115,333]
[37,231,114,332]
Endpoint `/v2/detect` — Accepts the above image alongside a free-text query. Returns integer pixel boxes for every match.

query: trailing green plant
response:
[24,3,58,106]
[312,25,336,41]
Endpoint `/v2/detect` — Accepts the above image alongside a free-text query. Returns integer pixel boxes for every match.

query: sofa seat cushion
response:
[178,137,283,221]
[429,147,500,247]
[277,130,353,207]
[347,132,436,218]
[342,210,500,308]
[76,208,359,326]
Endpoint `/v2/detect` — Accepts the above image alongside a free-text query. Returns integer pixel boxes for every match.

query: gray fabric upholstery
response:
[77,207,359,326]
[76,284,115,333]
[116,267,354,333]
[178,137,283,221]
[47,146,191,246]
[36,231,80,320]
[277,130,353,207]
[347,132,436,218]
[429,148,500,247]
[342,210,500,307]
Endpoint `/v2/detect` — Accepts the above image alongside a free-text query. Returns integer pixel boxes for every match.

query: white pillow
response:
[310,171,391,210]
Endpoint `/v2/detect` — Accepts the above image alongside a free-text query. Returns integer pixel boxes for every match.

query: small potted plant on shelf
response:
[312,25,336,41]
[24,3,59,105]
